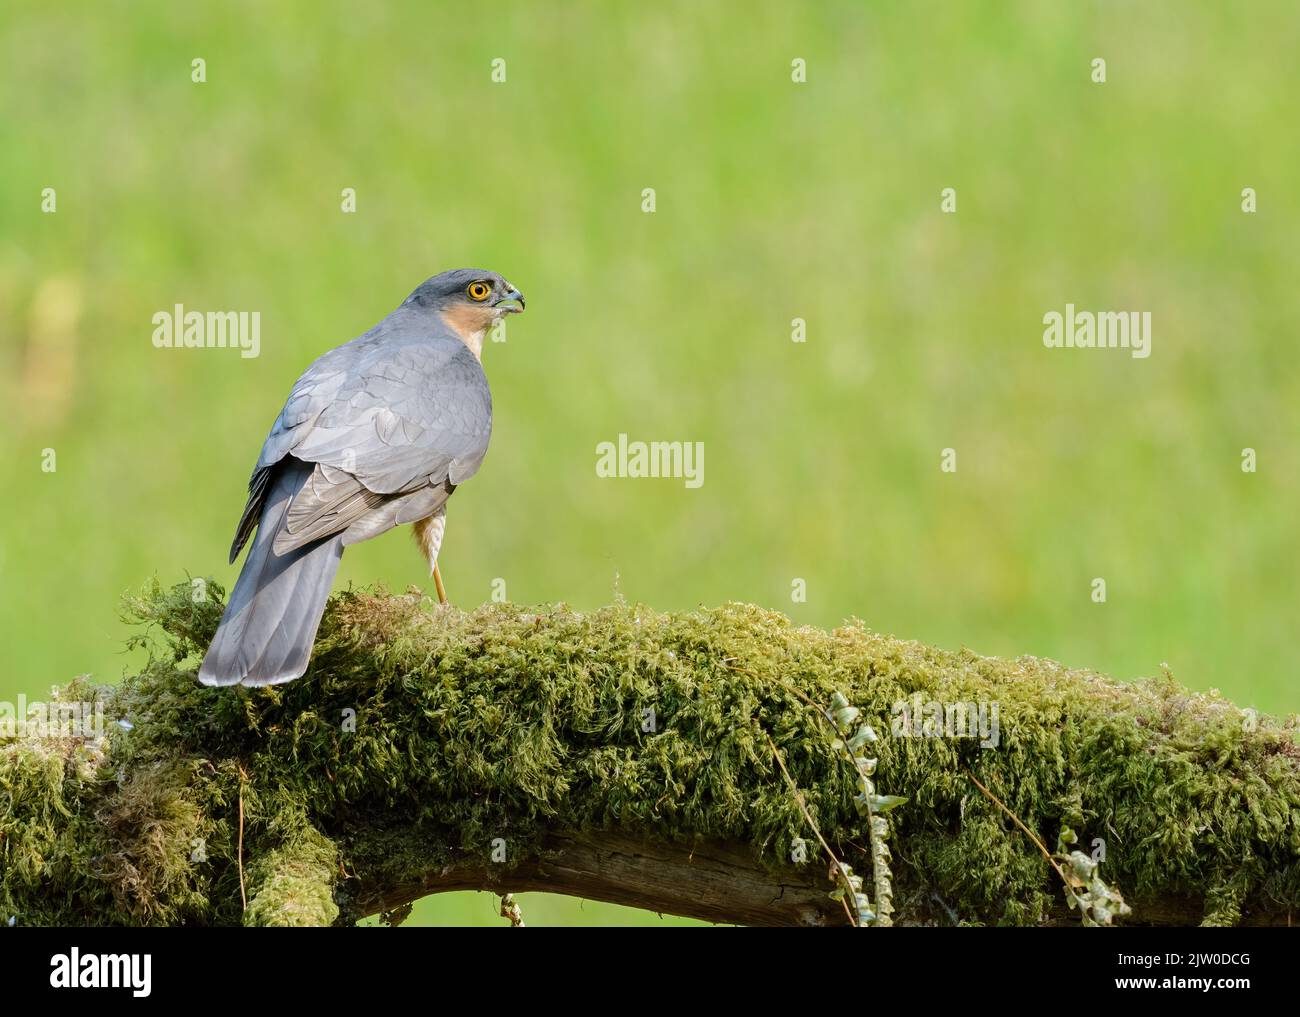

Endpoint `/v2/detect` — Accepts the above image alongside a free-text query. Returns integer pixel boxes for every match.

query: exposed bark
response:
[349,831,1298,928]
[352,832,843,927]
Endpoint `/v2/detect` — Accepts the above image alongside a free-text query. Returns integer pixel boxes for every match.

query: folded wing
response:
[229,334,492,561]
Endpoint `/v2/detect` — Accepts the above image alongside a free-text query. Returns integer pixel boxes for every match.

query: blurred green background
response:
[2,1,1298,926]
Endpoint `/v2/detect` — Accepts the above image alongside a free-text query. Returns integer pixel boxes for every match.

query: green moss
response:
[2,578,1298,926]
[243,818,338,928]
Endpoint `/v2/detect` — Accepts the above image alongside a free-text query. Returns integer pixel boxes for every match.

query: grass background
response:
[2,1,1297,925]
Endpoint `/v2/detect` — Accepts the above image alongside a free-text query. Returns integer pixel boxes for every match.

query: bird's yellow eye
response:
[467,281,492,301]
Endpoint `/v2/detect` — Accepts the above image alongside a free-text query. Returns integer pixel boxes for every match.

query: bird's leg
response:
[412,508,449,605]
[418,509,454,606]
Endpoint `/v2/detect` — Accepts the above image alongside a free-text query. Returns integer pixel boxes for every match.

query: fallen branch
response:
[1,579,1297,927]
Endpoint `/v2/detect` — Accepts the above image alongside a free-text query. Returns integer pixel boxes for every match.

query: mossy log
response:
[2,579,1298,927]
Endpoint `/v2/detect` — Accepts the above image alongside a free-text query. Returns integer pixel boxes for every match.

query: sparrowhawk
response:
[198,268,524,687]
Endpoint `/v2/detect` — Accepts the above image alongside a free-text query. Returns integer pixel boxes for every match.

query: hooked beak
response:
[494,288,525,314]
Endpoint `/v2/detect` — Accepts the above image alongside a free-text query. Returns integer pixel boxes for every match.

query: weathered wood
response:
[351,832,844,927]
[347,832,1298,928]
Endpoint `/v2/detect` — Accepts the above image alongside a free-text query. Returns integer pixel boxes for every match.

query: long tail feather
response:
[199,461,343,687]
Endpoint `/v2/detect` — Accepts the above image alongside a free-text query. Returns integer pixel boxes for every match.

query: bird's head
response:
[404,268,525,358]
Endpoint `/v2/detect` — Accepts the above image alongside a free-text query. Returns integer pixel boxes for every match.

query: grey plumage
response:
[199,269,523,687]
[200,460,345,686]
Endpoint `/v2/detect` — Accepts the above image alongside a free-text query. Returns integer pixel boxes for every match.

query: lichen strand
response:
[2,578,1297,926]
